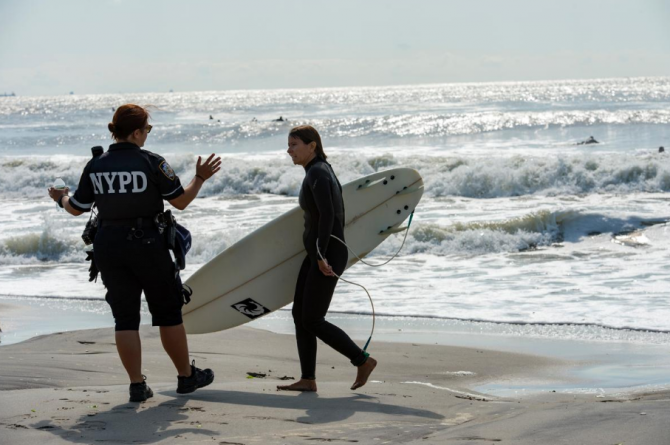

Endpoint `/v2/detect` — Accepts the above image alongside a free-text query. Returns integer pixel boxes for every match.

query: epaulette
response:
[140,149,164,161]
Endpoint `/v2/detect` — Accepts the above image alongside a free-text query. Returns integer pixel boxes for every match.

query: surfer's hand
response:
[318,259,335,276]
[195,154,222,181]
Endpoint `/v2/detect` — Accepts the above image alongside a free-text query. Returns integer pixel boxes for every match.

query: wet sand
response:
[0,325,668,444]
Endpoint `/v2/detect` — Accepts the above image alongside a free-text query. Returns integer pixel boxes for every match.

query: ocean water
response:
[2,77,670,345]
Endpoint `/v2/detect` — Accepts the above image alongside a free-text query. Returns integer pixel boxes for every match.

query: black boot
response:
[129,376,154,402]
[177,360,214,394]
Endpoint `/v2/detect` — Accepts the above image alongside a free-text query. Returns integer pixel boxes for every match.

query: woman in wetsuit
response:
[277,125,377,392]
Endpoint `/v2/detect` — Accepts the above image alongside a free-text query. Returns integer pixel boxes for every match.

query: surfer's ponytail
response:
[289,125,327,160]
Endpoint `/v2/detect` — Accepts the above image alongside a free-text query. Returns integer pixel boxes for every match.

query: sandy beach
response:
[0,324,668,445]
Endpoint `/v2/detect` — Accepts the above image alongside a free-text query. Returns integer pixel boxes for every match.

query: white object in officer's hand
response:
[53,177,66,211]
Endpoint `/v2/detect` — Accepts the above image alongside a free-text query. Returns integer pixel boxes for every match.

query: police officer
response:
[48,104,221,402]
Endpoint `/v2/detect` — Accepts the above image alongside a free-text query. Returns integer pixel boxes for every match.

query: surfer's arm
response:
[312,175,335,257]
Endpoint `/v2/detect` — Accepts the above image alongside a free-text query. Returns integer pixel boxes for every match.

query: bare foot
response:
[351,357,377,390]
[276,378,317,392]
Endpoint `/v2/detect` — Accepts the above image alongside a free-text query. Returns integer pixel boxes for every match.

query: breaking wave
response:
[0,209,613,265]
[4,152,670,199]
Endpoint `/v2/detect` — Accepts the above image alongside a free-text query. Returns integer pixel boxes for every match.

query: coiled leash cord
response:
[317,212,414,353]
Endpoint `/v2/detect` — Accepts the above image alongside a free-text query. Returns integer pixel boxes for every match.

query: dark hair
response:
[289,125,327,160]
[108,104,151,141]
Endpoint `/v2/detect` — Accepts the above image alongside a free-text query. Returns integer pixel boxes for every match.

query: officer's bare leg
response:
[160,324,192,377]
[116,331,144,383]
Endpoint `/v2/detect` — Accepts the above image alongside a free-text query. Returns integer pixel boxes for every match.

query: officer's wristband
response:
[195,174,206,182]
[57,195,66,208]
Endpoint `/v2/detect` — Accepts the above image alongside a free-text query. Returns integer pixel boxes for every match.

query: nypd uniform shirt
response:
[68,142,184,220]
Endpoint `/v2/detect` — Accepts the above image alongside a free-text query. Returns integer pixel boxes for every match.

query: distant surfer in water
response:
[659,146,665,153]
[278,125,377,392]
[577,136,599,145]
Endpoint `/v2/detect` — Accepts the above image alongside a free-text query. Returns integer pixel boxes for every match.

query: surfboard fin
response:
[396,183,424,196]
[380,225,409,235]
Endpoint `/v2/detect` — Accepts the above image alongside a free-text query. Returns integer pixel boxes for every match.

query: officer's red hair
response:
[108,104,151,141]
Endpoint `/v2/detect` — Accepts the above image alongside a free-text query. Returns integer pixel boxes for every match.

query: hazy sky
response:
[1,0,669,96]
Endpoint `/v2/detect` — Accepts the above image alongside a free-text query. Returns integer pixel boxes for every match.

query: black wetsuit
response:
[292,156,367,380]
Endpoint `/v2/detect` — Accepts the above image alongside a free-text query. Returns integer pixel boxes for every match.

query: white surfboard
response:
[183,167,424,334]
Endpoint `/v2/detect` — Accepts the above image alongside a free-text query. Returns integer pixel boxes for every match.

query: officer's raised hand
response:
[195,154,222,181]
[168,153,222,211]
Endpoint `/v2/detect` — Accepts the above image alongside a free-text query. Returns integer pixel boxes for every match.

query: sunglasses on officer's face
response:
[145,124,153,134]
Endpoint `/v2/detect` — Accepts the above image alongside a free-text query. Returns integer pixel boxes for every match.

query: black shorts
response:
[94,226,184,331]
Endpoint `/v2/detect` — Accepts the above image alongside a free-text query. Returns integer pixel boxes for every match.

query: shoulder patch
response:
[159,161,176,181]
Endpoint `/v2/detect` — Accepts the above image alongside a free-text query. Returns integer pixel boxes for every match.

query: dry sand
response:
[0,325,668,444]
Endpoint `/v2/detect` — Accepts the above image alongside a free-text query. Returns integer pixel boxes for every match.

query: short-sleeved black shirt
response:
[69,142,184,220]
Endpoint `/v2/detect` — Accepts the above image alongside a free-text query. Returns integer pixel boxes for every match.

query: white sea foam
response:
[402,381,490,400]
[3,152,670,200]
[0,202,659,267]
[442,371,476,376]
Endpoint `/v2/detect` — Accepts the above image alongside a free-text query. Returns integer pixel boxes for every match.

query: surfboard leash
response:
[317,211,415,353]
[332,211,414,269]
